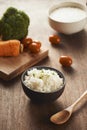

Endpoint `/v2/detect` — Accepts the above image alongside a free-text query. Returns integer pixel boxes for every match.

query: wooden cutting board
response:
[0,48,48,80]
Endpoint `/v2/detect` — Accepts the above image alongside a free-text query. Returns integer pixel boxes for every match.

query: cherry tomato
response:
[49,35,61,44]
[29,42,40,53]
[21,38,33,48]
[59,56,72,67]
[33,40,41,48]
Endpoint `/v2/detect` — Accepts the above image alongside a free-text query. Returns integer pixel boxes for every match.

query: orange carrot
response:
[0,40,20,56]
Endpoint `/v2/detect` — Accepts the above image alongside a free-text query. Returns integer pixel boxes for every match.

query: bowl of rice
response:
[21,66,65,103]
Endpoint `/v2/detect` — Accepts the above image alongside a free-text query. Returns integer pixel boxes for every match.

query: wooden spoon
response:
[50,90,87,125]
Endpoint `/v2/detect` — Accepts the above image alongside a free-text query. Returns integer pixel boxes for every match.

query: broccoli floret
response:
[0,7,30,40]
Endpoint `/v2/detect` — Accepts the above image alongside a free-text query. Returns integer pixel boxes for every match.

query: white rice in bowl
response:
[24,68,63,92]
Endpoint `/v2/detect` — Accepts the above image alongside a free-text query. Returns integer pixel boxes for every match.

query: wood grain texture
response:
[0,0,87,130]
[0,49,48,80]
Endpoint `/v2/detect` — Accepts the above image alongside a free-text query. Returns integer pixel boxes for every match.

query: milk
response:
[50,7,87,23]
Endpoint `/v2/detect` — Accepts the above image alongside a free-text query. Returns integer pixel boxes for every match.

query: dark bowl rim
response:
[21,66,66,94]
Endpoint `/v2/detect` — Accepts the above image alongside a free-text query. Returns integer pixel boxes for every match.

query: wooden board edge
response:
[0,50,49,80]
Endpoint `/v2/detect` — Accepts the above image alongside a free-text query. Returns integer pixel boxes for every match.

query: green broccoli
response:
[0,7,30,40]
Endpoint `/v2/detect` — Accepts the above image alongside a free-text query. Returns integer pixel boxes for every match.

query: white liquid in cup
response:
[50,7,87,23]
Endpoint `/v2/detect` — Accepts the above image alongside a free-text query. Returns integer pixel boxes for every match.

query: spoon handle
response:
[71,90,87,109]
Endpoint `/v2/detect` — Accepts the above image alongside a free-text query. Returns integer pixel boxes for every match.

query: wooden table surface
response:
[0,0,87,130]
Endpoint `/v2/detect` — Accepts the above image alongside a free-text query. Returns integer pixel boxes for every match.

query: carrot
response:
[0,40,20,56]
